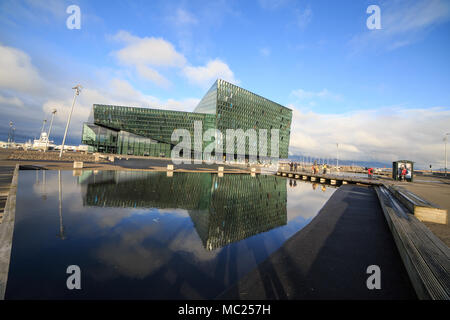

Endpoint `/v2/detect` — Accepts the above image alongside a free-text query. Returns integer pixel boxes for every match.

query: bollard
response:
[108,155,115,162]
[218,166,224,172]
[167,164,174,171]
[73,161,83,169]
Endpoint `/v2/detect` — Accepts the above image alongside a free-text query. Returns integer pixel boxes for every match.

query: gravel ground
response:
[8,150,100,162]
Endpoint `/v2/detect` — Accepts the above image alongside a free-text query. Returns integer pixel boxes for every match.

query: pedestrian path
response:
[219,185,417,299]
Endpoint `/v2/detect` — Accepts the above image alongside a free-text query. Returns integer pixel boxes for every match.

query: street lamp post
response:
[59,85,82,158]
[7,121,13,147]
[40,119,47,135]
[45,109,57,152]
[336,143,339,171]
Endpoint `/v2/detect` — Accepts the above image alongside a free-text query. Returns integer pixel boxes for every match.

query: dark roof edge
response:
[217,78,292,112]
[92,103,210,116]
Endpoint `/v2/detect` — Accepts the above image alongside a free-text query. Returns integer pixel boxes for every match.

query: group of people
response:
[312,163,328,174]
[288,162,298,172]
[288,161,328,174]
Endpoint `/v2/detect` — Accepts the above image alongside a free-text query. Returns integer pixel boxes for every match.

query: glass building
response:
[82,79,292,160]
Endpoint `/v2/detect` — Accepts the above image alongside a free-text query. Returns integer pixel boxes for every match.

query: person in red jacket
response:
[401,167,407,181]
[368,167,374,179]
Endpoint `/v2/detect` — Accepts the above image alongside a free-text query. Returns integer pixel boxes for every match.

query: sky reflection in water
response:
[6,170,335,299]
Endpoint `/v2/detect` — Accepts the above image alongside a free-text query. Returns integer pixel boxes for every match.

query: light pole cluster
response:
[44,109,57,152]
[7,121,15,147]
[59,84,82,158]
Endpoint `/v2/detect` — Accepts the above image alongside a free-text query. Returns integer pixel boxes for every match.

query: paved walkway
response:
[392,174,450,247]
[0,149,251,174]
[219,185,417,299]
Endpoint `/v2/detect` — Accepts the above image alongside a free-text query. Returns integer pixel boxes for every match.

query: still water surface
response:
[6,170,335,299]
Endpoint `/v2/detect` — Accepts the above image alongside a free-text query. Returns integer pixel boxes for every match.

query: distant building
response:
[82,79,292,161]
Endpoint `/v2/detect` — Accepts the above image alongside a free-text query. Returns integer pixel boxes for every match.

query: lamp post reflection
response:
[42,170,47,201]
[57,170,66,240]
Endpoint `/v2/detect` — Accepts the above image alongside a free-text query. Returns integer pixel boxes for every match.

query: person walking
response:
[294,162,298,172]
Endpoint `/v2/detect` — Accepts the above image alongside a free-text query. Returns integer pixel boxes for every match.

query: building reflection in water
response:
[79,171,287,250]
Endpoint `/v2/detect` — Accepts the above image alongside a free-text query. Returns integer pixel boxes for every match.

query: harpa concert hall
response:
[81,79,292,161]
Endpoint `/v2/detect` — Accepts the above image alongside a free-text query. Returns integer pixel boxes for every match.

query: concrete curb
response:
[0,164,19,300]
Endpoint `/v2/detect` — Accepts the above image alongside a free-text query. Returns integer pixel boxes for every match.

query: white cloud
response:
[111,31,239,89]
[183,59,239,87]
[112,31,187,87]
[0,44,43,94]
[350,0,450,52]
[288,105,450,168]
[114,31,186,67]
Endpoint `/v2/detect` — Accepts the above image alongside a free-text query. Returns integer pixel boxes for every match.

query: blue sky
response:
[0,0,449,167]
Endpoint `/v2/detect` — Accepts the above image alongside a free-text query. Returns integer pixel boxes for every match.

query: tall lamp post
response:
[45,109,57,152]
[40,119,47,135]
[60,85,82,158]
[445,133,449,177]
[336,143,339,171]
[7,121,13,147]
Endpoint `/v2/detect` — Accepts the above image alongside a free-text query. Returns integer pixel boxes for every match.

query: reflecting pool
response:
[6,170,335,299]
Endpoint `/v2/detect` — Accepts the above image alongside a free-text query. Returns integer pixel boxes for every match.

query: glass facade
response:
[82,79,292,159]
